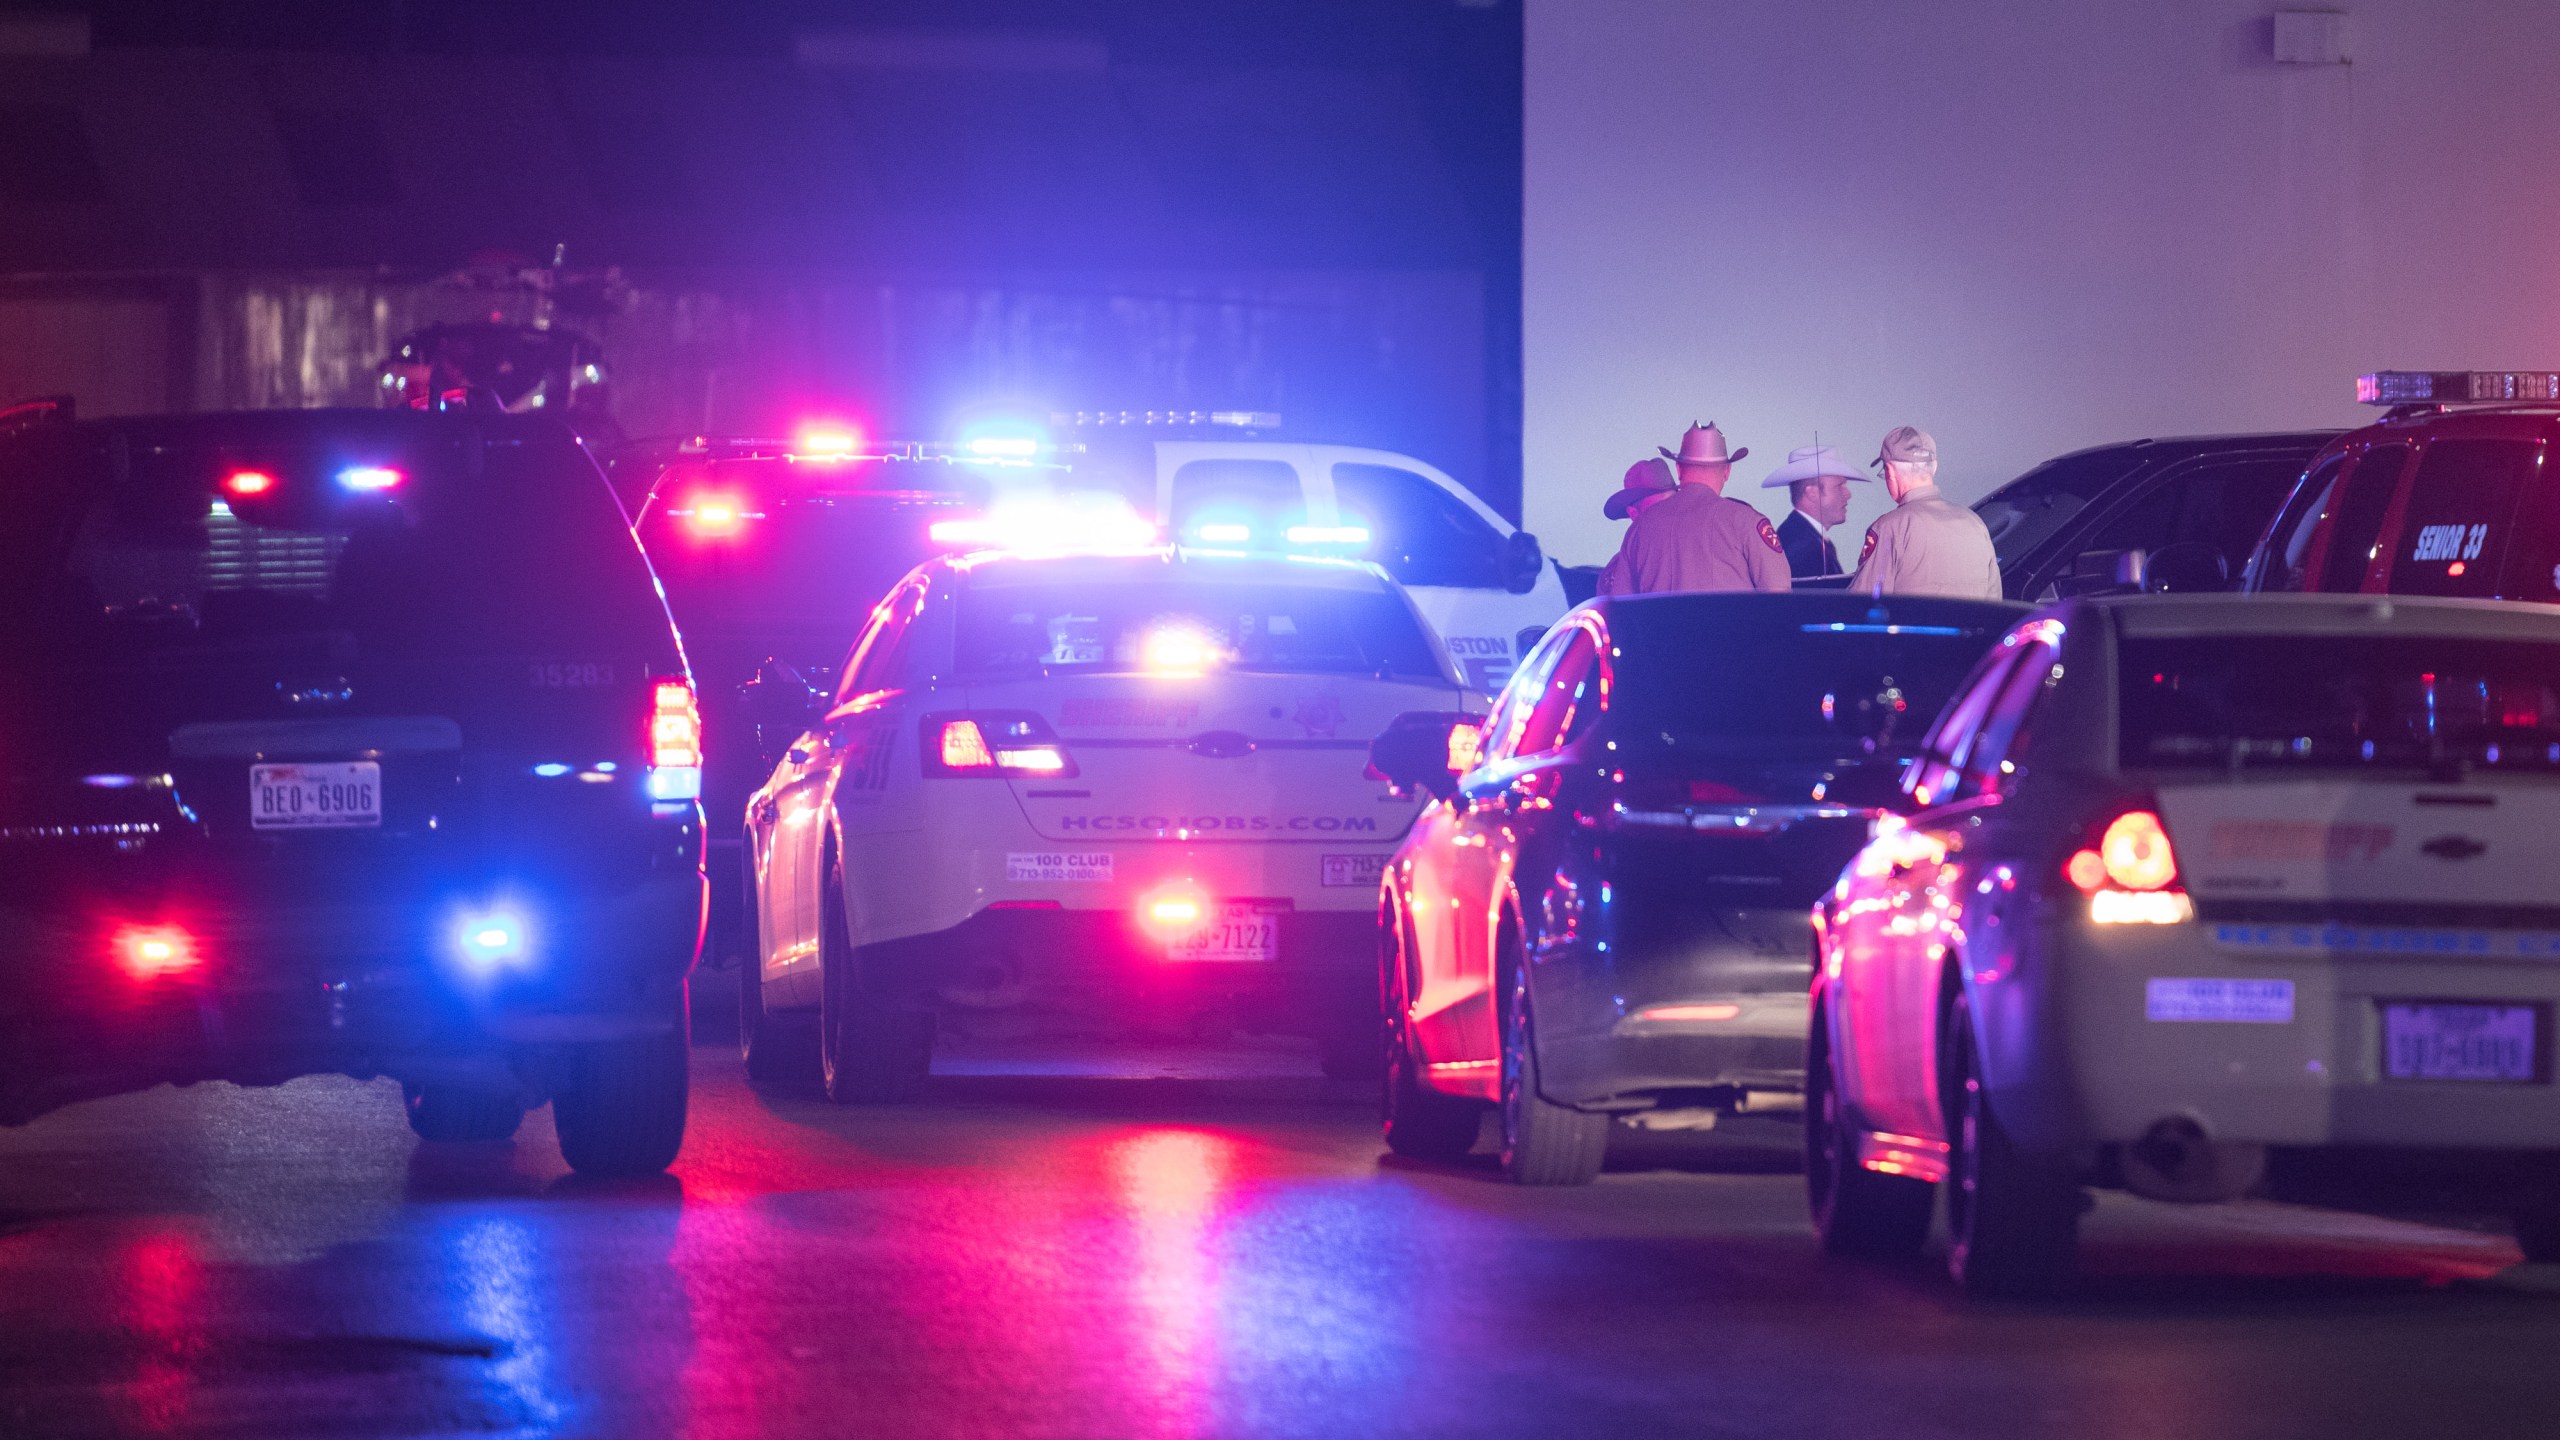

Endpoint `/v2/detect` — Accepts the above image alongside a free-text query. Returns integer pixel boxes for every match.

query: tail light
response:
[2066,807,2192,924]
[920,711,1078,779]
[112,924,201,981]
[1137,881,1212,940]
[648,677,703,801]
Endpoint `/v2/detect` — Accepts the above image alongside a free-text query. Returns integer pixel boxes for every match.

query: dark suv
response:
[1974,431,2338,600]
[0,407,702,1175]
[2243,372,2560,602]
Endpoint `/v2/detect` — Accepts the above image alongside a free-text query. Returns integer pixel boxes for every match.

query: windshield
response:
[2121,634,2560,771]
[0,416,666,661]
[1610,614,2006,755]
[954,578,1442,680]
[1973,449,2144,564]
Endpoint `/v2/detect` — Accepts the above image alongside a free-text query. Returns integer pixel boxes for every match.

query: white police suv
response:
[738,539,1476,1099]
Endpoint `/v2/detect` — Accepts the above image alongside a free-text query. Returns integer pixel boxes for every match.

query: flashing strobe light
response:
[965,436,1042,459]
[223,470,276,497]
[1140,622,1228,676]
[648,677,703,802]
[796,425,861,457]
[1191,522,1253,545]
[112,924,200,981]
[673,492,761,537]
[2358,371,2560,406]
[455,909,530,970]
[1137,882,1212,940]
[339,465,404,492]
[926,494,1157,555]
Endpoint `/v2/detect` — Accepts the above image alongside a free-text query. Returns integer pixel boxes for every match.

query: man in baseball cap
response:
[1846,426,2003,600]
[1759,442,1866,581]
[1615,422,1790,595]
[1597,457,1677,596]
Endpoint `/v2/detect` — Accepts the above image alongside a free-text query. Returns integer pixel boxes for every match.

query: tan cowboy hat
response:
[1760,443,1870,489]
[1659,421,1747,468]
[1604,456,1677,521]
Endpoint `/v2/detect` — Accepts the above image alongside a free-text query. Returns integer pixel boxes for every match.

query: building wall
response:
[1525,0,2560,565]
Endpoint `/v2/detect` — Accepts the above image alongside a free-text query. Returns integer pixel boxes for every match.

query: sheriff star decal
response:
[1756,515,1783,554]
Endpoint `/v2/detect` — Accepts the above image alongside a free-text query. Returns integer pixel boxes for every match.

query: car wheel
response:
[1942,985,2079,1297]
[1805,998,1933,1259]
[401,1082,524,1143]
[553,991,690,1177]
[1379,901,1480,1161]
[1498,943,1607,1186]
[819,852,931,1105]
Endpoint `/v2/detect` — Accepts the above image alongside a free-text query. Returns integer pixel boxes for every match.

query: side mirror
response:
[1819,757,1911,813]
[2142,541,2229,594]
[2058,547,2146,598]
[739,659,826,766]
[1502,530,1545,594]
[1366,710,1483,801]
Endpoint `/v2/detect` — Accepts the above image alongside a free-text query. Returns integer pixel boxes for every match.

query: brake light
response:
[648,677,703,801]
[2067,808,2192,924]
[1138,881,1211,940]
[921,712,1078,778]
[112,924,200,981]
[223,470,275,497]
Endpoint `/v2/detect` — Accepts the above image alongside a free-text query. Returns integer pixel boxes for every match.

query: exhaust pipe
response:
[2120,1115,2265,1203]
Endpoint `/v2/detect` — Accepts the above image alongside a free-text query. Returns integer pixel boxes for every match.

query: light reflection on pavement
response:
[0,1034,2554,1439]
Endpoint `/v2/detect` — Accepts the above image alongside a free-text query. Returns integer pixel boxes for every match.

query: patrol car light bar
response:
[2357,371,2560,406]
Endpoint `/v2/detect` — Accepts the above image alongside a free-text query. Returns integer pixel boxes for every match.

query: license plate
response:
[1166,902,1282,963]
[250,761,382,830]
[2382,1002,2541,1082]
[1320,854,1388,888]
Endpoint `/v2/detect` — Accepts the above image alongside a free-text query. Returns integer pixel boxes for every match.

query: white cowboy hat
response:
[1658,421,1747,468]
[1760,443,1870,489]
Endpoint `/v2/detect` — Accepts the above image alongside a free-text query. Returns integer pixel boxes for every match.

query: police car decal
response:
[1006,851,1113,883]
[2410,523,2489,563]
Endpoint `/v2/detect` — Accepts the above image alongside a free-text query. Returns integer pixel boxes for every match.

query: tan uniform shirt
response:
[1616,484,1792,595]
[1597,550,1632,597]
[1847,482,2003,600]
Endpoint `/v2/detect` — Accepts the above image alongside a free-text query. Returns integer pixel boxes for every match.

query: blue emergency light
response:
[2358,371,2560,405]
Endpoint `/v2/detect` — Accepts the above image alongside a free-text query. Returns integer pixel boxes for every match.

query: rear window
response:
[0,415,669,660]
[1610,613,2006,753]
[2120,634,2560,771]
[954,578,1442,680]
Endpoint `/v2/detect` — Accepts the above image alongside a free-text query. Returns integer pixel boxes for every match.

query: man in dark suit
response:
[1758,443,1865,582]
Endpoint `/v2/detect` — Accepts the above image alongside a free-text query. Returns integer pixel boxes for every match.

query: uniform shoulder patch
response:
[1859,522,1882,564]
[1755,514,1783,554]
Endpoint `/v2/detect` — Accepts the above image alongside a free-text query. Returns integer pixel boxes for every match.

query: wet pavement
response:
[4,1028,2560,1439]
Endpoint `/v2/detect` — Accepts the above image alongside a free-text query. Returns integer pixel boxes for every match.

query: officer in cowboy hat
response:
[1614,422,1791,594]
[1759,442,1867,581]
[1596,457,1676,596]
[1847,426,2003,600]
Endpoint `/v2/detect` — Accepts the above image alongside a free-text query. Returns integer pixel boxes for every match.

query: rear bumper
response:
[0,856,704,1125]
[1984,916,2560,1157]
[867,904,1372,1035]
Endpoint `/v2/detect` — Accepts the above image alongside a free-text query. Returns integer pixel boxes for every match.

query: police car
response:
[1812,592,2560,1295]
[737,535,1476,1099]
[2244,371,2560,601]
[1060,412,1568,691]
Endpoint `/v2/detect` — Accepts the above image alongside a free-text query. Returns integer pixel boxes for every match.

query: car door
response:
[1431,624,1600,1076]
[2378,433,2546,599]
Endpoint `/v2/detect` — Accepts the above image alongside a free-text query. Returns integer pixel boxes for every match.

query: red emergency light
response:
[112,924,202,981]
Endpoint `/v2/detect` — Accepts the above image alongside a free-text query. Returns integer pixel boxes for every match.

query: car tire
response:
[401,1083,525,1143]
[737,854,811,1088]
[1498,945,1607,1186]
[1379,902,1480,1161]
[819,852,931,1105]
[1942,986,2079,1297]
[553,993,690,1178]
[1805,998,1933,1260]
